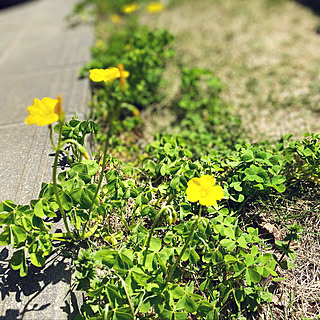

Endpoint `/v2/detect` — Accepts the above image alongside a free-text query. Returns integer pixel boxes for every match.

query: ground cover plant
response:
[1,0,320,319]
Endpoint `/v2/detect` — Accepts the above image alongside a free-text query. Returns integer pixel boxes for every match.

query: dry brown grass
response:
[246,187,320,319]
[141,0,320,142]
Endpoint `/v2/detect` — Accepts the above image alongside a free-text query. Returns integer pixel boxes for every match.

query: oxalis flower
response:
[25,95,64,126]
[111,14,121,24]
[147,2,164,13]
[121,3,138,14]
[89,66,129,85]
[186,175,224,207]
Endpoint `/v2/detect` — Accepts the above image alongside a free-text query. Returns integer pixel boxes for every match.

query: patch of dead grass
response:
[141,0,320,142]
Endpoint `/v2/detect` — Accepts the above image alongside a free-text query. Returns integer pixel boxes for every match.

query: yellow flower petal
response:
[199,196,217,207]
[89,66,129,88]
[187,177,201,188]
[122,3,138,14]
[198,185,224,206]
[186,175,223,207]
[111,14,121,24]
[89,69,108,82]
[199,175,215,187]
[25,97,59,126]
[212,185,224,201]
[122,70,130,78]
[147,2,164,13]
[186,184,200,202]
[42,97,58,112]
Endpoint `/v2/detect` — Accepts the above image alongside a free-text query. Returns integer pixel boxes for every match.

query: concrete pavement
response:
[0,0,93,318]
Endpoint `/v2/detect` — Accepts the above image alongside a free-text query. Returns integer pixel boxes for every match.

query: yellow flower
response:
[96,39,106,50]
[25,96,63,126]
[89,67,129,84]
[121,3,138,14]
[147,2,164,13]
[133,107,140,117]
[186,175,224,207]
[111,14,121,24]
[54,94,65,122]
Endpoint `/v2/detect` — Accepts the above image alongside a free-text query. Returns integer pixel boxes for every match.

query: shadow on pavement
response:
[0,0,38,10]
[293,0,320,15]
[0,247,71,320]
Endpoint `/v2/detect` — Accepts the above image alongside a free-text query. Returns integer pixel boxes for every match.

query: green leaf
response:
[230,193,244,202]
[160,164,169,176]
[70,184,97,209]
[272,184,286,193]
[155,252,167,274]
[135,194,148,205]
[271,175,286,185]
[9,249,28,277]
[29,252,46,267]
[303,147,313,157]
[174,312,188,320]
[149,237,162,252]
[224,254,237,263]
[34,199,45,218]
[176,295,197,313]
[0,228,10,245]
[189,248,200,264]
[114,310,134,320]
[251,245,259,255]
[38,233,52,256]
[140,300,150,314]
[170,176,180,189]
[158,308,173,320]
[220,239,236,251]
[131,267,150,285]
[244,254,254,266]
[181,248,190,261]
[0,212,14,226]
[12,225,27,246]
[171,285,185,299]
[82,159,99,176]
[246,267,261,285]
[59,190,73,211]
[223,226,235,240]
[237,236,248,248]
[242,149,254,162]
[106,285,122,304]
[0,200,16,212]
[280,260,296,270]
[95,249,117,267]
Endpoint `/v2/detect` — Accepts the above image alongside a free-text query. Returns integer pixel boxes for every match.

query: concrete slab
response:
[0,0,93,318]
[0,0,93,200]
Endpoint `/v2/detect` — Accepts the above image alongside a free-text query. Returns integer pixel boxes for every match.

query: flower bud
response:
[54,94,65,122]
[79,146,90,160]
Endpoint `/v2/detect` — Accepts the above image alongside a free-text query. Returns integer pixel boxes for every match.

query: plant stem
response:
[114,270,135,320]
[48,124,56,150]
[164,206,202,287]
[263,239,292,288]
[52,123,74,240]
[81,114,113,238]
[164,218,198,285]
[143,210,162,266]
